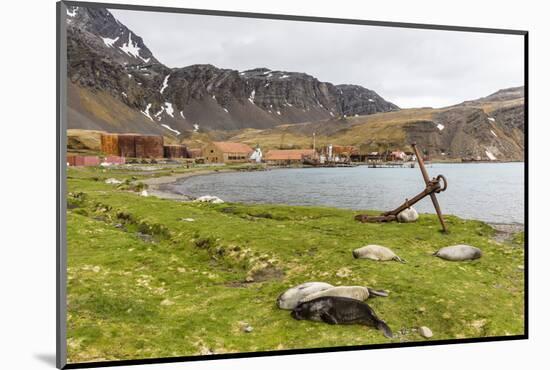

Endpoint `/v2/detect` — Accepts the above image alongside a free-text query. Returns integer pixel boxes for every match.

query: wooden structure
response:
[203,141,253,163]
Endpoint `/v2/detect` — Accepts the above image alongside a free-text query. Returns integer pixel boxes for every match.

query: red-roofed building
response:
[264,149,316,165]
[203,141,254,163]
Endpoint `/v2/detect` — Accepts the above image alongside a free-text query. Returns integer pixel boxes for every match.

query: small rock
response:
[242,323,253,333]
[160,299,174,306]
[418,326,433,338]
[181,218,195,222]
[396,207,419,223]
[105,178,122,184]
[140,190,149,197]
[114,223,123,228]
[245,275,255,283]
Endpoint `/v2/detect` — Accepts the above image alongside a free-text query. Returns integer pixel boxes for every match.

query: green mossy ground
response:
[65,165,525,363]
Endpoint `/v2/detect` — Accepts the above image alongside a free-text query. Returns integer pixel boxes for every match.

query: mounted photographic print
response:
[56,1,527,368]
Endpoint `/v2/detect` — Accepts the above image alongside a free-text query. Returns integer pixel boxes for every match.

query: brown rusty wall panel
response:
[163,145,189,158]
[117,134,138,158]
[135,135,164,158]
[100,133,120,156]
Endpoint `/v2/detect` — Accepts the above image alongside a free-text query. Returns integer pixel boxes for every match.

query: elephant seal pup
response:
[353,245,405,263]
[299,286,389,304]
[291,296,393,338]
[277,282,334,310]
[397,207,419,223]
[434,244,482,261]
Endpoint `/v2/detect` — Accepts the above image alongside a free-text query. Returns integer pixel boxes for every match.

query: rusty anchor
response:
[355,143,449,232]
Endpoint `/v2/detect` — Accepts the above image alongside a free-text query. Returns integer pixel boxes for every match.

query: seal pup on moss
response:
[291,296,393,338]
[353,245,405,263]
[277,282,334,310]
[299,286,389,304]
[434,244,482,261]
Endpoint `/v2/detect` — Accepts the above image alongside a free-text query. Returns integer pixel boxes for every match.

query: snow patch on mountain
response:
[67,7,78,17]
[102,36,119,48]
[140,103,153,122]
[160,74,170,94]
[119,33,149,62]
[161,124,180,135]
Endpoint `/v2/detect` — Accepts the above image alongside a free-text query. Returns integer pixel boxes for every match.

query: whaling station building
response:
[202,141,255,164]
[67,131,414,167]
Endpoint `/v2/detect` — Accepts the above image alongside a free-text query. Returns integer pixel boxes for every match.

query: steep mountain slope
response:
[65,5,399,136]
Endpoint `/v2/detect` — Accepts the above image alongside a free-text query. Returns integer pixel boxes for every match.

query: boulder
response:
[194,195,224,204]
[397,207,419,223]
[434,244,482,261]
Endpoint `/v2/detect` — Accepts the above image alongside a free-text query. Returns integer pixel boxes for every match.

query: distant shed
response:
[264,149,316,164]
[67,155,100,166]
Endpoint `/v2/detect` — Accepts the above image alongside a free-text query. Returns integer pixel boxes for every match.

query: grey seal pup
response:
[434,244,482,261]
[291,296,393,338]
[397,207,419,223]
[299,286,389,303]
[353,245,405,263]
[277,282,334,310]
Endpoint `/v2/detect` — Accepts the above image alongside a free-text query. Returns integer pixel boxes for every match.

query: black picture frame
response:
[56,1,529,368]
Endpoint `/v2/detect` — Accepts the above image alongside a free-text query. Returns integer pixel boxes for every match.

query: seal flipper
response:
[376,321,393,338]
[320,311,338,325]
[367,288,389,297]
[393,255,406,263]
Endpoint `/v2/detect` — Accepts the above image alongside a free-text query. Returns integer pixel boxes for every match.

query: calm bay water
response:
[166,163,525,224]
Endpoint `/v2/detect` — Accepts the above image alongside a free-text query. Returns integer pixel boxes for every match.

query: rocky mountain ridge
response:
[65,5,398,135]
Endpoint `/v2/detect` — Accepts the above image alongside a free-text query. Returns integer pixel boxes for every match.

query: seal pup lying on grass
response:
[353,245,405,263]
[299,286,389,304]
[291,296,393,338]
[277,282,334,310]
[434,244,482,261]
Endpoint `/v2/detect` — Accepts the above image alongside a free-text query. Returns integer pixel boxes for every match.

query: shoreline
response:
[139,166,525,231]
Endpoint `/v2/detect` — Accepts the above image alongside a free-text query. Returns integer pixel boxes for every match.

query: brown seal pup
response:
[291,296,393,338]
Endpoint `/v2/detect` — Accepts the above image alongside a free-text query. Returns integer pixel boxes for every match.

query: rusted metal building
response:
[100,133,164,158]
[202,142,253,163]
[163,145,189,159]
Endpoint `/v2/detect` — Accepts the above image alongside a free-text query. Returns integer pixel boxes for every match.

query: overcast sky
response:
[111,8,524,108]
